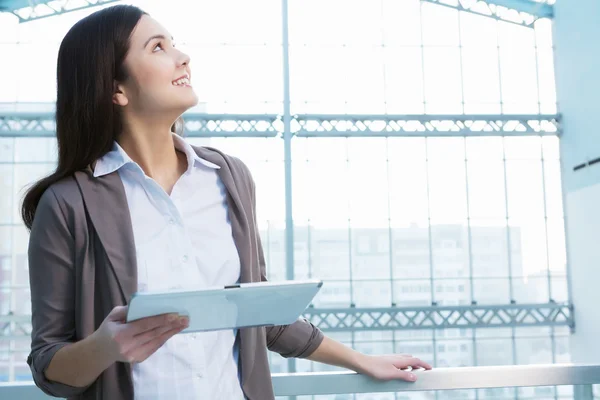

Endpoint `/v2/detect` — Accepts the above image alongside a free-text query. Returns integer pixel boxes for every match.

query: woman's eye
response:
[153,43,163,52]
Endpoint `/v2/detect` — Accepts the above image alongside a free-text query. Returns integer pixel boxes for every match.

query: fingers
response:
[391,356,433,371]
[391,356,431,382]
[132,325,174,347]
[155,325,186,349]
[128,313,182,335]
[133,316,189,345]
[108,306,128,321]
[394,369,418,382]
[414,359,433,370]
[127,325,186,363]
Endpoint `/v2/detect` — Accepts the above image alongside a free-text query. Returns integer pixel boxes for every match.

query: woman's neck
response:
[117,117,187,193]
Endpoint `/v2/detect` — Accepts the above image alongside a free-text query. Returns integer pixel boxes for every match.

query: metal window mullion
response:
[531,20,556,307]
[9,136,16,382]
[420,2,437,330]
[432,329,439,400]
[502,138,515,301]
[419,0,427,113]
[306,157,312,282]
[348,215,354,306]
[281,0,294,282]
[533,20,543,114]
[503,142,518,398]
[385,138,395,305]
[307,222,312,279]
[379,0,396,307]
[423,137,439,400]
[551,325,558,400]
[424,139,436,305]
[457,11,476,309]
[9,27,22,383]
[472,327,479,400]
[393,329,399,400]
[280,0,296,383]
[495,19,505,114]
[539,141,553,300]
[266,220,271,275]
[537,137,559,400]
[352,329,357,400]
[463,138,475,305]
[559,160,575,316]
[379,0,389,115]
[457,9,466,114]
[552,25,574,308]
[512,326,519,400]
[346,139,355,306]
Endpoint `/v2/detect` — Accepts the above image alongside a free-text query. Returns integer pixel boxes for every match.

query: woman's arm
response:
[28,187,187,395]
[45,306,189,388]
[27,187,87,396]
[44,330,115,388]
[306,336,432,381]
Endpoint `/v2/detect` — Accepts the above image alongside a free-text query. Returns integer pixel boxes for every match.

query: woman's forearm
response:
[306,336,367,373]
[44,332,115,388]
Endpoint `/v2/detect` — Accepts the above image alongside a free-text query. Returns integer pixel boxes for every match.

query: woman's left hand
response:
[354,354,433,382]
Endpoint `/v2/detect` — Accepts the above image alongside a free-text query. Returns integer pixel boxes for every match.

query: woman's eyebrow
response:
[143,34,174,48]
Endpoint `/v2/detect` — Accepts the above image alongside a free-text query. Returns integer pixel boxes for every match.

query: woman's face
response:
[116,15,198,115]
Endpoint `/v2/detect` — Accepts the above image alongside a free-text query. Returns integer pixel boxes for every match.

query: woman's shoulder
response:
[39,172,87,212]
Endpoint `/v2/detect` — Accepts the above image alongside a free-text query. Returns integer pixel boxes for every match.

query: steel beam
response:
[0,112,561,138]
[0,303,573,338]
[0,0,121,23]
[421,0,553,27]
[302,302,573,332]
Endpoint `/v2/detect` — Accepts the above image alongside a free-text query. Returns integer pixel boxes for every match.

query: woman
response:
[22,5,431,400]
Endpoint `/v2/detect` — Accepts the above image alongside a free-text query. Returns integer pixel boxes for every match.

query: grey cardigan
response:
[27,145,324,400]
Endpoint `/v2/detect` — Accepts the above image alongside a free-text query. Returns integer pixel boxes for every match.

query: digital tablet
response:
[126,279,323,333]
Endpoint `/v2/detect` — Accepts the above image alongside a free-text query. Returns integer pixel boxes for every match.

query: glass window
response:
[0,0,567,386]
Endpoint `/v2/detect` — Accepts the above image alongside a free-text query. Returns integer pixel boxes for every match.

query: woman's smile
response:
[172,74,192,88]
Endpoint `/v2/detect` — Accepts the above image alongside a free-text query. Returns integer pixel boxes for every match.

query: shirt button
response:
[169,218,175,225]
[182,255,189,263]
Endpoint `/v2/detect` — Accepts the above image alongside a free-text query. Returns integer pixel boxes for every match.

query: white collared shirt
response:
[94,134,245,400]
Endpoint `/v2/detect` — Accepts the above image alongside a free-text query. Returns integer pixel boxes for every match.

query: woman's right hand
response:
[93,306,189,364]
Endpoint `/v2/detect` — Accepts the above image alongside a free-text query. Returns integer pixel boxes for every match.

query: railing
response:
[0,364,598,399]
[272,364,600,397]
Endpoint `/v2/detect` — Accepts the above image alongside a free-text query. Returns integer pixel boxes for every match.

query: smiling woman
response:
[21,6,194,228]
[19,4,431,400]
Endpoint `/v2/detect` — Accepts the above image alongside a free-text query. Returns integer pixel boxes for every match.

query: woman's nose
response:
[177,50,190,67]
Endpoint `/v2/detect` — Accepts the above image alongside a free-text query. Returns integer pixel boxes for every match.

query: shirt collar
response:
[93,141,132,178]
[172,133,220,172]
[93,133,219,178]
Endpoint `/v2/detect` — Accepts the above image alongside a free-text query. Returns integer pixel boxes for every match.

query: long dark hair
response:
[21,5,181,230]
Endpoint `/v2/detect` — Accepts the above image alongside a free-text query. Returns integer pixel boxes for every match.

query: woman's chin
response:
[174,96,200,113]
[185,93,200,109]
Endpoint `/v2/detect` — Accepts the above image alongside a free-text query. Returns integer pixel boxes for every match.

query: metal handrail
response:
[272,364,600,396]
[0,364,598,399]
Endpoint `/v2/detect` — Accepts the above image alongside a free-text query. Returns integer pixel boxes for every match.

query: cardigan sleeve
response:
[27,187,93,397]
[239,158,325,359]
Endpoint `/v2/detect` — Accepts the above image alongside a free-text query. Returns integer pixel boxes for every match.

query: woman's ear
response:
[112,81,129,106]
